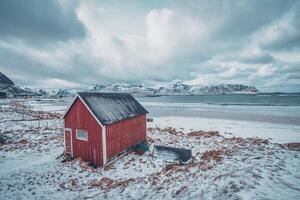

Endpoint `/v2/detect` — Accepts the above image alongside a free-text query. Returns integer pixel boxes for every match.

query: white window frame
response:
[76,129,88,141]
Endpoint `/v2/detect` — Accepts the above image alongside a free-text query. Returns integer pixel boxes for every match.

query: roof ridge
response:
[75,92,148,125]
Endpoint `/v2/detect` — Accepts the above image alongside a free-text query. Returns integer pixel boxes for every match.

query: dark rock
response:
[0,72,14,86]
[0,72,38,98]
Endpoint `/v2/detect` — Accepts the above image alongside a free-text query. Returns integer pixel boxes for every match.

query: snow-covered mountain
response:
[189,84,259,95]
[88,83,157,96]
[46,88,78,97]
[86,81,259,96]
[0,71,259,98]
[0,72,39,98]
[19,87,49,96]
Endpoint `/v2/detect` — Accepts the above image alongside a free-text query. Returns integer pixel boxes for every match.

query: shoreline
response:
[144,105,300,126]
[1,98,300,199]
[148,116,300,144]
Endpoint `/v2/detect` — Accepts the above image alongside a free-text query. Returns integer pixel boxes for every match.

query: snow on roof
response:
[77,92,148,125]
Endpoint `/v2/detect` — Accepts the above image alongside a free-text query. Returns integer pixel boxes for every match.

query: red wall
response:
[106,114,146,160]
[64,98,103,166]
[64,97,147,166]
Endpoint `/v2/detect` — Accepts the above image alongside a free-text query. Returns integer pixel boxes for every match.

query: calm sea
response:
[137,93,300,125]
[138,93,300,107]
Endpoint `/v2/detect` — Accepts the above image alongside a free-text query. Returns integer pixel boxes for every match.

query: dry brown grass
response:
[18,139,29,144]
[188,130,221,138]
[8,101,62,120]
[147,127,184,136]
[90,177,135,190]
[201,149,230,162]
[71,157,96,172]
[161,127,184,136]
[147,127,161,132]
[146,136,155,143]
[68,125,286,194]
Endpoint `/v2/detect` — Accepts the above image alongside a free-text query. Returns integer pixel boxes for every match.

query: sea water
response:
[138,93,300,125]
[138,93,300,143]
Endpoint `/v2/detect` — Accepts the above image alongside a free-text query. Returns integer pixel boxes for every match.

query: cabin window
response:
[76,130,88,141]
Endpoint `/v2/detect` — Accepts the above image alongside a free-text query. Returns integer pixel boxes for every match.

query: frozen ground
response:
[140,99,300,143]
[0,98,300,199]
[150,117,300,144]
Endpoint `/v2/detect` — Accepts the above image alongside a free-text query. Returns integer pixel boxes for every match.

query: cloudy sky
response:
[0,0,299,92]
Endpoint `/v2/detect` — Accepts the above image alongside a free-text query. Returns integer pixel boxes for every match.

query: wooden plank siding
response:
[106,114,146,160]
[64,98,103,166]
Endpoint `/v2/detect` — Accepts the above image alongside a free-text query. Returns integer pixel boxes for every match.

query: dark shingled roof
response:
[77,92,148,125]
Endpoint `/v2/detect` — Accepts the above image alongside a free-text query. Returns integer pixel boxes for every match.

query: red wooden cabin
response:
[62,92,148,166]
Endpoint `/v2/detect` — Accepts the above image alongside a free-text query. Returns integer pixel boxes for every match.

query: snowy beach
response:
[0,96,300,199]
[1,0,300,199]
[138,94,300,143]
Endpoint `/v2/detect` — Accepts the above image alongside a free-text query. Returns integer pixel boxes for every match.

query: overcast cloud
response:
[0,0,299,92]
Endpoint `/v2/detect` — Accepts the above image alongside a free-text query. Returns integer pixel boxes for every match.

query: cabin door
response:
[64,129,73,159]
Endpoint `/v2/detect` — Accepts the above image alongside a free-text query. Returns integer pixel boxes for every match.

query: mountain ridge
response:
[0,72,260,98]
[0,72,37,98]
[86,81,259,97]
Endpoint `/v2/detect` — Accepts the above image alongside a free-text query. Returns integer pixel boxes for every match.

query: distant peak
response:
[0,72,15,86]
[84,82,259,96]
